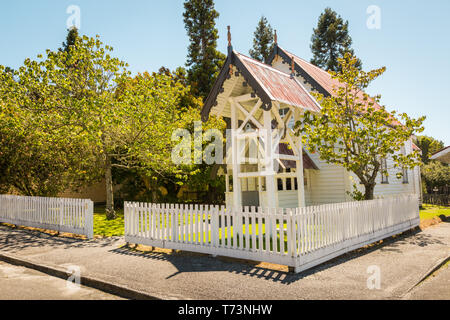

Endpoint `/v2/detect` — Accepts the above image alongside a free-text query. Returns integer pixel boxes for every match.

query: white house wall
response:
[307,151,349,205]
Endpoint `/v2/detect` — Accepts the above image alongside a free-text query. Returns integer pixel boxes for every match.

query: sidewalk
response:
[0,222,449,300]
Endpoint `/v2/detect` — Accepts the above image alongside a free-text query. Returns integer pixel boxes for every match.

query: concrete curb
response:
[0,252,161,300]
[403,254,450,295]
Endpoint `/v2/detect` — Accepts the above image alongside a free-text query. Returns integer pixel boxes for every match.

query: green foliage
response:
[61,26,80,53]
[0,33,218,219]
[183,0,226,99]
[0,63,94,196]
[297,53,425,200]
[422,161,450,193]
[414,135,444,164]
[346,183,365,201]
[249,16,274,63]
[310,7,361,72]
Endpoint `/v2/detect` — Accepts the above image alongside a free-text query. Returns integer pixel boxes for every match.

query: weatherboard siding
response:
[307,151,348,205]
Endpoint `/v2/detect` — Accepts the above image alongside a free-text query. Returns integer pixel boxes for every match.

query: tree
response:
[183,0,226,99]
[296,53,425,200]
[61,26,80,52]
[422,161,450,193]
[2,34,207,219]
[0,65,92,196]
[249,16,274,63]
[310,7,361,72]
[414,135,444,164]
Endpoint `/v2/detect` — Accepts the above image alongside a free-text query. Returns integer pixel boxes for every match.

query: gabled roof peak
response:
[201,49,321,121]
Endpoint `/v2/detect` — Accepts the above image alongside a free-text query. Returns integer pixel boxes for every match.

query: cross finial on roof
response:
[274,30,277,45]
[227,25,233,55]
[290,56,295,78]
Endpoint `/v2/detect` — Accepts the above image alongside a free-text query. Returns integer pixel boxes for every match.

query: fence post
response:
[58,198,63,233]
[211,206,219,253]
[124,201,128,238]
[85,200,94,239]
[172,204,177,242]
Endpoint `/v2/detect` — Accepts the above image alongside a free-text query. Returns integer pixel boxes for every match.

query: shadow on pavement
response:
[109,227,443,285]
[110,246,307,284]
[0,225,119,253]
[2,223,446,286]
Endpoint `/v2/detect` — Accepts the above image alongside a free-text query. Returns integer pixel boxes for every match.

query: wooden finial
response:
[274,30,277,45]
[291,56,295,76]
[227,26,231,47]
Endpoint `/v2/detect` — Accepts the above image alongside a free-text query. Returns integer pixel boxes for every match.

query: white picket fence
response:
[124,194,420,273]
[0,195,94,238]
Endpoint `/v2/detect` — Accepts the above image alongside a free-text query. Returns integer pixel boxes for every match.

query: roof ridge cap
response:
[278,47,330,75]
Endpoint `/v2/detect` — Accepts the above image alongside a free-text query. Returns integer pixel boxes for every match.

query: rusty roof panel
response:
[278,47,402,127]
[236,53,321,112]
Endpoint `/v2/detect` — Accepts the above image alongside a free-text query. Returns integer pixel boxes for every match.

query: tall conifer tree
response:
[249,16,274,63]
[310,8,361,72]
[183,0,225,99]
[61,26,80,52]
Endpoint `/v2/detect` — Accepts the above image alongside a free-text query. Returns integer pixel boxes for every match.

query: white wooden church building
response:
[201,28,422,209]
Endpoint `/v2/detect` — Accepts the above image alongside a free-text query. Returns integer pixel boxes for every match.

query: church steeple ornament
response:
[290,56,295,78]
[227,25,233,54]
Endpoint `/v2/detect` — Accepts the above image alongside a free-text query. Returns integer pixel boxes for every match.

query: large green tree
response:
[183,0,225,99]
[1,35,207,219]
[414,135,444,164]
[310,7,361,72]
[297,53,425,200]
[61,26,80,52]
[0,65,92,196]
[249,16,274,63]
[422,161,450,193]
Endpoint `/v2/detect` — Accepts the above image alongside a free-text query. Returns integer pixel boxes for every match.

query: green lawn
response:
[420,204,450,221]
[93,205,124,237]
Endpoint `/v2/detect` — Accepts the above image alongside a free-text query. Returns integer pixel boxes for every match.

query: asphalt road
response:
[0,261,124,300]
[0,223,448,300]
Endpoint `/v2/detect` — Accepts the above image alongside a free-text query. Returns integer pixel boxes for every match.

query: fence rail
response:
[124,194,419,273]
[0,195,94,238]
[423,194,449,207]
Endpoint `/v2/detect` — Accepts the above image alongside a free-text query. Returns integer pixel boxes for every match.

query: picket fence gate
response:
[124,194,420,273]
[0,195,94,238]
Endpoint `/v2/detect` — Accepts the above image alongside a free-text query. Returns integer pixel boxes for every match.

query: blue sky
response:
[1,0,449,145]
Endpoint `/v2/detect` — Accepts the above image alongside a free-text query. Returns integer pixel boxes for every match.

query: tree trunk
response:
[363,183,375,200]
[105,156,116,220]
[150,178,158,203]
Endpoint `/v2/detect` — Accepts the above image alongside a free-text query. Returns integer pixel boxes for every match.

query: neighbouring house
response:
[201,34,422,209]
[430,146,450,164]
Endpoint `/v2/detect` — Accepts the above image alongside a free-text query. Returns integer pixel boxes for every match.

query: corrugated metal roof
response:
[236,53,321,112]
[279,47,402,126]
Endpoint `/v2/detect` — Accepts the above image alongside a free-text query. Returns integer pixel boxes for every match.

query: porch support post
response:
[295,110,306,208]
[263,109,277,209]
[231,99,242,209]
